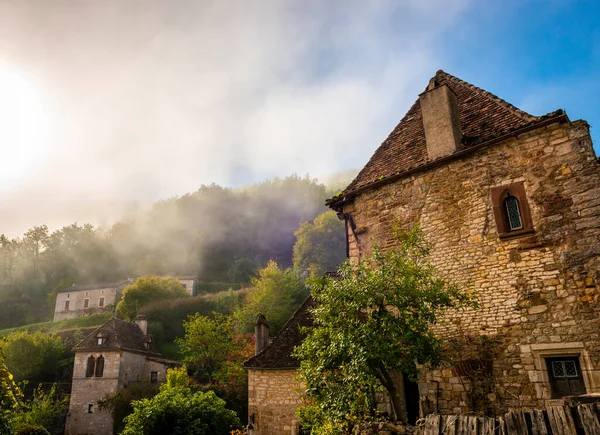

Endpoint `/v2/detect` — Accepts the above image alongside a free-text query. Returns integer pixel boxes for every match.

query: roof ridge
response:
[73,316,115,349]
[435,70,538,122]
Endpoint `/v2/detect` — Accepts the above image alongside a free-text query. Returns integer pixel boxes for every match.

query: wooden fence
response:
[420,403,600,434]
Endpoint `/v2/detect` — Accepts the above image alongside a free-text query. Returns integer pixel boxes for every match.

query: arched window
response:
[503,193,523,231]
[95,355,105,377]
[86,356,95,377]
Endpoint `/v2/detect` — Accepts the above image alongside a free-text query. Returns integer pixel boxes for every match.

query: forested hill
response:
[0,172,356,329]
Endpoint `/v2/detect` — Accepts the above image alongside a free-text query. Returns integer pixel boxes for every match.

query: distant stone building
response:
[245,69,600,432]
[53,275,197,321]
[65,315,179,435]
[54,281,130,321]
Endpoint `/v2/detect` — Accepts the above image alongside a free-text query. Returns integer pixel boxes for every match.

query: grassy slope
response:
[0,312,112,337]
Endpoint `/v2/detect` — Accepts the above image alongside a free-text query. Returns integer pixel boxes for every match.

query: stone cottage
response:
[245,69,600,432]
[53,275,197,321]
[65,315,179,435]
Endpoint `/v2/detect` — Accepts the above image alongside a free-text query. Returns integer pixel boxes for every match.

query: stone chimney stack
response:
[254,314,269,355]
[136,315,148,335]
[419,78,462,161]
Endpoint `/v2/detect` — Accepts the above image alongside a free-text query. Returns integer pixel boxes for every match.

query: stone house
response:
[245,69,600,432]
[54,281,130,321]
[65,315,179,435]
[53,275,197,321]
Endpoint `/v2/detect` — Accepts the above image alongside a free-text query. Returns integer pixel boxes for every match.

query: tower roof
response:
[74,317,160,355]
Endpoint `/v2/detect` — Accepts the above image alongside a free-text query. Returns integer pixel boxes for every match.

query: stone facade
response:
[65,317,178,435]
[54,283,127,321]
[248,369,305,435]
[340,120,600,413]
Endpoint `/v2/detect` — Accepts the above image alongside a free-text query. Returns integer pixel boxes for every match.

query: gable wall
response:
[343,120,600,412]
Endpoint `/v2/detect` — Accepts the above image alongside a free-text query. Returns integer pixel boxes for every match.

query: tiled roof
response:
[57,280,131,294]
[243,297,314,369]
[337,70,565,199]
[74,317,161,355]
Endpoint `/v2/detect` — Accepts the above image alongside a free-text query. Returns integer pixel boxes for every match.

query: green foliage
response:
[0,332,65,383]
[99,382,159,434]
[121,368,241,435]
[116,276,188,321]
[1,350,22,434]
[14,426,50,435]
[11,385,68,432]
[0,313,111,338]
[196,282,241,295]
[294,226,476,431]
[233,261,307,334]
[293,211,346,277]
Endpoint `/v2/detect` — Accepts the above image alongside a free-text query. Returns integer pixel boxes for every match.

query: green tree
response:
[116,276,188,321]
[121,368,240,435]
[293,211,346,277]
[233,261,306,334]
[0,332,65,383]
[11,385,68,432]
[1,350,22,434]
[99,383,159,434]
[294,226,475,432]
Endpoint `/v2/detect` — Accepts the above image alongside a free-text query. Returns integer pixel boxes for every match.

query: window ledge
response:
[498,228,535,240]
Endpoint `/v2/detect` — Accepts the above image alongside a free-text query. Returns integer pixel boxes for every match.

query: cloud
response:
[0,0,471,236]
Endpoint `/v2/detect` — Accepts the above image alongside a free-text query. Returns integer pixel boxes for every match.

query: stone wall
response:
[54,287,118,321]
[248,369,305,435]
[65,351,121,435]
[342,120,600,413]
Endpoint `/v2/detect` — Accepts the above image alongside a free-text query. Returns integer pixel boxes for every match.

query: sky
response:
[0,0,599,237]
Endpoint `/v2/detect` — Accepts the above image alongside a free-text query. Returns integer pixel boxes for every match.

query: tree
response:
[121,367,241,435]
[1,350,22,434]
[116,276,189,321]
[11,385,68,433]
[294,226,475,431]
[293,211,346,277]
[0,332,65,383]
[233,261,306,334]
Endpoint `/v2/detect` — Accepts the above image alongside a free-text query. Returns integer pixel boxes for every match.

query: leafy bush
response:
[0,332,65,383]
[11,385,68,433]
[116,276,189,321]
[197,282,241,295]
[14,425,50,435]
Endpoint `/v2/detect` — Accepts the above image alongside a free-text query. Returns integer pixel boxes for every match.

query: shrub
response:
[15,426,50,435]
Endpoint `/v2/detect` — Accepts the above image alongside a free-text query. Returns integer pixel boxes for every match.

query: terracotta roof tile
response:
[340,70,563,197]
[243,297,314,369]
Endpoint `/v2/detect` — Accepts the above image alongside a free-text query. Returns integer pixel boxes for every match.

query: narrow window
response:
[504,193,523,231]
[86,356,95,377]
[150,372,158,383]
[64,300,70,310]
[97,337,104,345]
[95,355,104,377]
[88,404,93,413]
[85,291,89,296]
[99,297,105,307]
[83,298,89,308]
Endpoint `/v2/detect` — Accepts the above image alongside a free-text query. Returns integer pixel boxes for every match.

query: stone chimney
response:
[136,314,148,335]
[254,314,269,355]
[419,79,462,160]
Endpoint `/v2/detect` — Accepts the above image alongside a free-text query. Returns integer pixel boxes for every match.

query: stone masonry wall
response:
[65,351,121,435]
[54,287,117,321]
[248,369,305,435]
[342,121,600,413]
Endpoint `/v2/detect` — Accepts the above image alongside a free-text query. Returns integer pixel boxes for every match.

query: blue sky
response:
[0,0,598,235]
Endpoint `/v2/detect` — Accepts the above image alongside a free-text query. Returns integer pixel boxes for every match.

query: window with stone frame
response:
[546,356,586,398]
[64,300,70,310]
[491,182,534,238]
[83,298,89,308]
[95,355,105,377]
[99,297,105,307]
[86,356,95,377]
[150,371,158,383]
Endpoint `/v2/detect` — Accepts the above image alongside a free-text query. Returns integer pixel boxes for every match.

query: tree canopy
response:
[294,226,475,432]
[116,276,189,321]
[233,260,306,334]
[293,210,346,277]
[121,367,241,435]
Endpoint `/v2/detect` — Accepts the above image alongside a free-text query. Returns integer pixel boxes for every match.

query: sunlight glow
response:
[0,61,51,185]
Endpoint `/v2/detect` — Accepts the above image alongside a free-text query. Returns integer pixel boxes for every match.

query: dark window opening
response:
[88,404,93,413]
[150,372,158,383]
[99,297,105,307]
[86,356,95,377]
[83,298,89,308]
[546,356,586,398]
[95,355,105,377]
[64,300,70,310]
[504,194,523,230]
